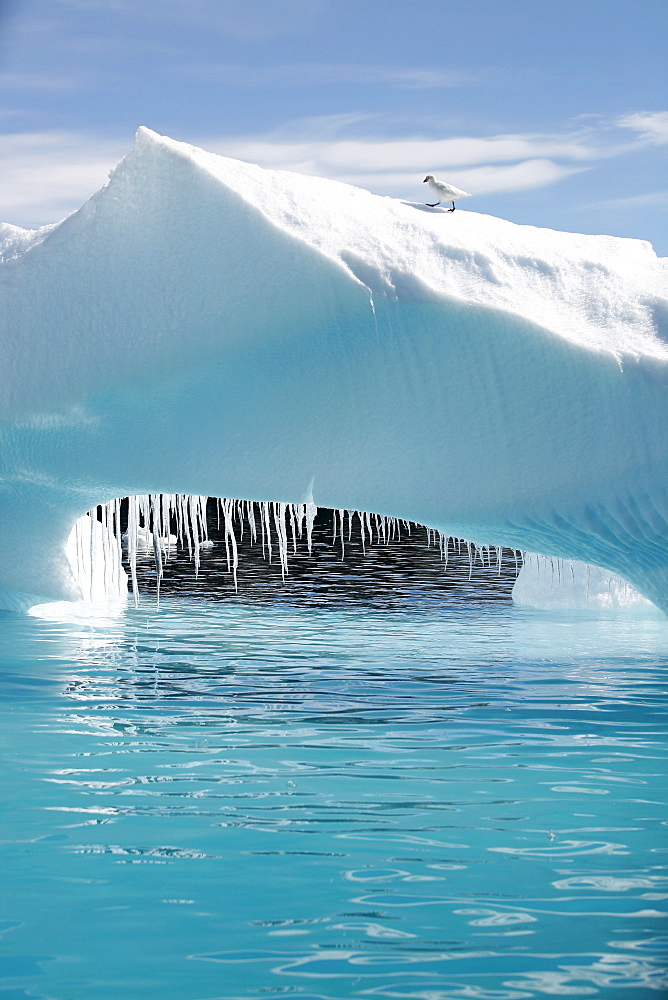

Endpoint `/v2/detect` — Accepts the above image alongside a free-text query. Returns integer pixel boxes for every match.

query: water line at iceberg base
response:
[65,495,659,614]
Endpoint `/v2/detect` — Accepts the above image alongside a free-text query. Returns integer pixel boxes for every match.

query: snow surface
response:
[1,127,667,612]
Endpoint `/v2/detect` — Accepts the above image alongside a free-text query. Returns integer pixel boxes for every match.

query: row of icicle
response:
[73,494,520,605]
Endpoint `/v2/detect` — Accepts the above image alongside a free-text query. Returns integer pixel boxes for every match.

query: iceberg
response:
[1,127,667,613]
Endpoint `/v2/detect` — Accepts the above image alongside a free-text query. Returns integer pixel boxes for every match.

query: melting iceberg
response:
[1,127,667,613]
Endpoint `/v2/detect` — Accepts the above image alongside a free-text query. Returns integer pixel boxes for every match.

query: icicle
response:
[231,499,241,539]
[127,495,139,605]
[260,501,272,563]
[113,498,122,593]
[289,504,298,554]
[222,503,232,571]
[273,502,289,578]
[138,495,150,558]
[151,494,163,604]
[245,501,256,544]
[87,509,95,601]
[176,495,190,559]
[358,510,367,555]
[190,495,202,577]
[292,503,305,542]
[221,498,238,589]
[99,505,109,595]
[258,502,266,557]
[305,501,317,554]
[198,495,208,545]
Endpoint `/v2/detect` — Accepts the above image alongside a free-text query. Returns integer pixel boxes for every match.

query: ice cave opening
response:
[65,495,659,616]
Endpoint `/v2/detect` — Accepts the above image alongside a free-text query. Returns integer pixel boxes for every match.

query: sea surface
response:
[1,512,667,999]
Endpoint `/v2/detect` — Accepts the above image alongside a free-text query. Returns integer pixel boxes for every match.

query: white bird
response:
[423,175,471,212]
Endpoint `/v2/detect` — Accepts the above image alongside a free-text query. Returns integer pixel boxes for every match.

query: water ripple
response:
[2,574,667,999]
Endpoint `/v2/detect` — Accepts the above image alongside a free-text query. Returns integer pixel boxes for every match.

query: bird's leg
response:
[448,202,456,212]
[426,202,440,207]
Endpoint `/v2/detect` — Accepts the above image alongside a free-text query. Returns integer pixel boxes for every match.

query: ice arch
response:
[1,128,667,612]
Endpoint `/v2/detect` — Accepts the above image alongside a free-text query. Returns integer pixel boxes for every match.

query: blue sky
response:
[1,0,667,253]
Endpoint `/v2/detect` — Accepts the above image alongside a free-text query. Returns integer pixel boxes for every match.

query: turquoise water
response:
[2,589,668,1000]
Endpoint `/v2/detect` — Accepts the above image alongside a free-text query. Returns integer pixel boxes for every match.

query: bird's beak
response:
[423,177,428,183]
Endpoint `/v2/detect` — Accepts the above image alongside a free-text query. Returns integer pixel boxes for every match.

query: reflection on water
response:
[1,517,667,999]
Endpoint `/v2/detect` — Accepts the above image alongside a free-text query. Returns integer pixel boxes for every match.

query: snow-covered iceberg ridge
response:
[1,127,667,612]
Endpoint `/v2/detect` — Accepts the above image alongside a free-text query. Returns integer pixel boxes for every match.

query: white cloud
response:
[207,132,598,173]
[617,111,668,145]
[433,159,586,196]
[0,132,127,226]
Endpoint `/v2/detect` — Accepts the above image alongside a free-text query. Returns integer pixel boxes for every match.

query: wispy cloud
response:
[207,130,599,173]
[0,132,127,226]
[435,159,586,196]
[617,111,668,145]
